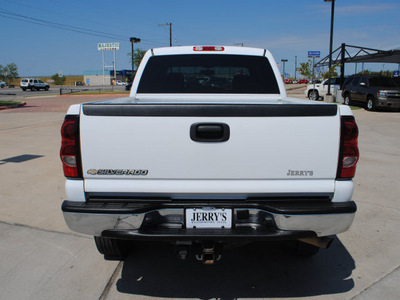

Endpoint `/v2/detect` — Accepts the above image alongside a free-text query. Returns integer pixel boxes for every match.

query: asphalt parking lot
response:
[0,91,399,299]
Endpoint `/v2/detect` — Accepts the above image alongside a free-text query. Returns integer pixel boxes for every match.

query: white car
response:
[305,78,341,100]
[115,80,126,86]
[20,78,50,91]
[0,81,6,88]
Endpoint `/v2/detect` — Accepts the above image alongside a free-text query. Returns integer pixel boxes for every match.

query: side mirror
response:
[360,82,366,87]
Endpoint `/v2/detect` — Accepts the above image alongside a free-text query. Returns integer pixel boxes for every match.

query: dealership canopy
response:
[315,44,400,67]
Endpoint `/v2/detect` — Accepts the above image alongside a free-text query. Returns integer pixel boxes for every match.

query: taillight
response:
[337,116,359,179]
[193,46,224,51]
[60,115,82,178]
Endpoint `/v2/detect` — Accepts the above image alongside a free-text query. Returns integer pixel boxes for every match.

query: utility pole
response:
[295,56,297,80]
[159,23,172,46]
[324,0,335,96]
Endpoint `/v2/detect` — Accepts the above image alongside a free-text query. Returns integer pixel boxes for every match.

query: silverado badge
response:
[87,169,148,176]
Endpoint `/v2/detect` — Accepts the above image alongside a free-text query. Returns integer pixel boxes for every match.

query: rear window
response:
[137,54,279,94]
[21,79,28,83]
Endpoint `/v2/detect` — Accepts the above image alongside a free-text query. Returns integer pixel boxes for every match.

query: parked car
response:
[72,81,85,86]
[297,79,309,84]
[20,78,50,91]
[115,80,126,86]
[284,79,293,84]
[305,77,342,101]
[0,81,6,88]
[342,75,400,111]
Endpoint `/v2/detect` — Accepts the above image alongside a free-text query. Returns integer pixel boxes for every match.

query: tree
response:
[0,65,3,81]
[127,48,146,71]
[1,63,19,85]
[297,60,313,80]
[51,74,66,85]
[320,63,341,79]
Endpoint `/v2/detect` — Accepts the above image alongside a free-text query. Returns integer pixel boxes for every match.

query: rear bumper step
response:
[101,227,316,242]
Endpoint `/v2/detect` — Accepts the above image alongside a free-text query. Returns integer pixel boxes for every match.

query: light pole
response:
[130,37,141,77]
[325,0,335,96]
[281,59,288,80]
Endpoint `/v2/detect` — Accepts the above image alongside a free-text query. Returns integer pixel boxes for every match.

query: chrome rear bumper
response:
[62,200,356,238]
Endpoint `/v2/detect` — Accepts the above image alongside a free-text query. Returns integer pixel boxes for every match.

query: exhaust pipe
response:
[298,236,334,249]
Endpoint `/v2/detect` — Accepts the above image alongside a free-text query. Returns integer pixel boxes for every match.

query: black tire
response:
[290,240,320,257]
[45,86,49,91]
[94,236,125,260]
[308,90,319,101]
[22,88,26,91]
[31,86,36,91]
[343,94,351,106]
[366,97,376,111]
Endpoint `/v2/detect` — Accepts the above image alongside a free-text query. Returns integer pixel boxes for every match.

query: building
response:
[83,69,133,86]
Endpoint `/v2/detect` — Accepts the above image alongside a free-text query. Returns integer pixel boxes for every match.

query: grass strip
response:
[0,101,22,106]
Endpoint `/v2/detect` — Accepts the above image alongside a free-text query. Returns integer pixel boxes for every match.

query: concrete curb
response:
[0,101,26,110]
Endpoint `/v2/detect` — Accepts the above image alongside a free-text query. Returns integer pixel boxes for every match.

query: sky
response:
[1,0,399,77]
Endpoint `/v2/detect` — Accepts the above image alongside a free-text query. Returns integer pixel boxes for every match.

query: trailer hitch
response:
[194,242,223,265]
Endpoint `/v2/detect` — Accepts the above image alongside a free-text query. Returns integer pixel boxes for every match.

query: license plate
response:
[186,208,232,229]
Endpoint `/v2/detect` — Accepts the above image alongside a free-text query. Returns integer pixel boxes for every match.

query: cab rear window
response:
[137,54,279,94]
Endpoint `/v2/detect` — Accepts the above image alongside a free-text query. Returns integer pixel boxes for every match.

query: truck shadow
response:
[116,238,355,298]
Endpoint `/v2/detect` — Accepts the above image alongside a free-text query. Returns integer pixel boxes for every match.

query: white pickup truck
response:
[305,78,341,100]
[61,46,359,263]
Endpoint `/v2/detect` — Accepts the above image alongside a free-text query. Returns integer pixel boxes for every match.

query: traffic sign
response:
[308,51,320,58]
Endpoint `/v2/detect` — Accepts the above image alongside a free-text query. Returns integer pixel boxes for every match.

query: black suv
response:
[342,75,400,111]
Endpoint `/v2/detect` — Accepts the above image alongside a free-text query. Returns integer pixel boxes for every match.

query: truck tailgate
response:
[80,103,340,196]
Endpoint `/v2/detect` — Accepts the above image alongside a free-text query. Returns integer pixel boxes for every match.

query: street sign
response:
[98,43,120,51]
[308,51,320,58]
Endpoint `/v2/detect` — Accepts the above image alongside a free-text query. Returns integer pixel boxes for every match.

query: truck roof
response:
[151,45,269,57]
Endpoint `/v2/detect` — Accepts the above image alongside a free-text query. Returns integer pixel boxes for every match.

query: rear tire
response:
[22,88,26,91]
[45,86,49,91]
[94,236,126,260]
[308,90,319,101]
[31,86,36,91]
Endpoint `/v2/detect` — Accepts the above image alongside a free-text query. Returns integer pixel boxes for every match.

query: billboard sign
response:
[98,43,120,51]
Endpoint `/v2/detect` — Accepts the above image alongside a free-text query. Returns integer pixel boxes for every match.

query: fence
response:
[59,86,119,95]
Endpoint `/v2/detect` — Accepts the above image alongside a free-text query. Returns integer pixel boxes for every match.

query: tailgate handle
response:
[190,123,230,142]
